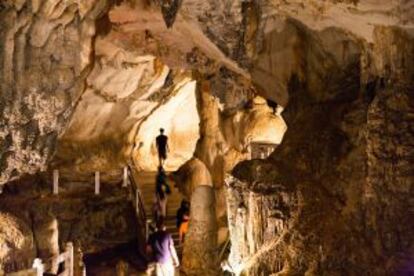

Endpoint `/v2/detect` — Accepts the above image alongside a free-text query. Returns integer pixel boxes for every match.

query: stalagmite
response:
[0,0,413,275]
[182,185,218,275]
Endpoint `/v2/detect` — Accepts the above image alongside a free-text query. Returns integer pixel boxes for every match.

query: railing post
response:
[53,169,59,195]
[95,172,100,195]
[32,258,44,276]
[145,219,150,241]
[135,189,139,214]
[66,242,74,276]
[122,167,128,187]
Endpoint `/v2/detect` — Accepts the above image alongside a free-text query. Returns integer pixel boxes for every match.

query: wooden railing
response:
[7,242,77,276]
[8,167,145,275]
[51,167,132,196]
[50,165,148,245]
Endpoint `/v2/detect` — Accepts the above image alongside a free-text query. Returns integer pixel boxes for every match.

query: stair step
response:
[132,170,184,260]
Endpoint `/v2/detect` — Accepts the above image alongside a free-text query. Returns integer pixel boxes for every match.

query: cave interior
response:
[0,1,413,275]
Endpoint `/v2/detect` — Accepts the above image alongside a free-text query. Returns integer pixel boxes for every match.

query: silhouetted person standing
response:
[266,99,278,114]
[156,128,169,167]
[153,166,171,221]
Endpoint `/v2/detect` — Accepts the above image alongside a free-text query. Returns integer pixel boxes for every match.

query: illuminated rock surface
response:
[0,0,413,275]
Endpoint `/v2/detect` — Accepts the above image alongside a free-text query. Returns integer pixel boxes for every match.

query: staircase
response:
[133,171,184,257]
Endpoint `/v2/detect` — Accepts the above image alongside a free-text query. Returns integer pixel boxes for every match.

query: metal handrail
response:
[218,235,231,262]
[126,165,148,241]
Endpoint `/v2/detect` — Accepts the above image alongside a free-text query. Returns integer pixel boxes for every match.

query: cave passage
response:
[1,1,413,276]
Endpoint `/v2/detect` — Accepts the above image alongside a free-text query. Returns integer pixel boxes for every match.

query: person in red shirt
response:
[178,211,190,246]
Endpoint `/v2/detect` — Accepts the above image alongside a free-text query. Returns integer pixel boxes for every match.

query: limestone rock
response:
[0,212,35,273]
[226,23,414,276]
[225,173,299,275]
[32,214,59,273]
[172,157,213,199]
[0,0,111,185]
[0,1,413,275]
[0,187,138,257]
[1,0,414,186]
[182,185,219,276]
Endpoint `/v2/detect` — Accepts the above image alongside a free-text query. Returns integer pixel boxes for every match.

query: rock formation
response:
[181,185,218,276]
[172,157,213,199]
[0,0,112,185]
[0,0,413,275]
[53,35,200,175]
[0,212,35,272]
[0,178,138,273]
[226,21,414,276]
[32,214,59,273]
[173,79,286,264]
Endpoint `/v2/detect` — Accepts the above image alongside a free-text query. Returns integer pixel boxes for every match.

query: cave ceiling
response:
[0,0,413,184]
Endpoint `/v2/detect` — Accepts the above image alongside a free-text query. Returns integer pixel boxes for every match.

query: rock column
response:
[182,185,219,275]
[33,214,59,274]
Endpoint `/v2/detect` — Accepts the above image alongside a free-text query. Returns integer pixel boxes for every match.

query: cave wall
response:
[0,212,35,272]
[227,21,414,275]
[0,0,112,185]
[1,0,412,185]
[0,1,413,275]
[53,34,168,175]
[53,29,202,175]
[364,26,414,274]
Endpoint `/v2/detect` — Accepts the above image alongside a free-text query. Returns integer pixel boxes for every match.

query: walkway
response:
[86,170,184,275]
[135,171,184,256]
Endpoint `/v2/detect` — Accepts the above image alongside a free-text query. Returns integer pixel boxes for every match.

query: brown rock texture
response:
[0,212,35,273]
[32,213,60,273]
[1,0,413,186]
[0,184,138,260]
[226,23,414,275]
[1,1,413,275]
[52,22,202,174]
[0,0,111,185]
[174,76,285,258]
[172,157,213,199]
[182,185,219,276]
